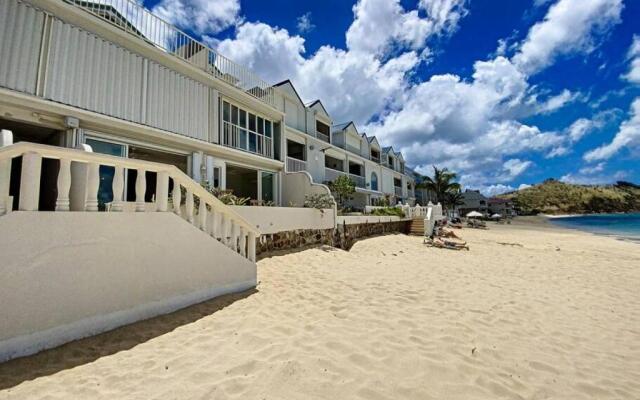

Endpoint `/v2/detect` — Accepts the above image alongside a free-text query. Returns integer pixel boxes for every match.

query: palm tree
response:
[445,190,464,216]
[418,166,461,211]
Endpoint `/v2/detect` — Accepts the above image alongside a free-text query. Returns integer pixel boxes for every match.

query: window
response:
[316,121,330,135]
[221,100,273,157]
[371,172,378,191]
[213,167,221,189]
[261,172,275,203]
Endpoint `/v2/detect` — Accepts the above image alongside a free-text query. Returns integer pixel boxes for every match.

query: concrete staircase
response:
[408,217,425,236]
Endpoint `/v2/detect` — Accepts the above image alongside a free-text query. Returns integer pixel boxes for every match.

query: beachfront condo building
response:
[275,80,416,208]
[0,0,415,209]
[0,0,417,360]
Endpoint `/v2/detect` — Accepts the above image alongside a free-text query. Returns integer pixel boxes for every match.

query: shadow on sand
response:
[0,288,257,390]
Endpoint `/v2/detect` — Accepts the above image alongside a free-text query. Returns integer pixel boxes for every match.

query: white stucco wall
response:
[230,206,335,234]
[281,171,334,208]
[0,212,256,361]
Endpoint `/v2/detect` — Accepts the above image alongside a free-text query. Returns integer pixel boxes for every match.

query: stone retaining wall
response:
[256,220,410,255]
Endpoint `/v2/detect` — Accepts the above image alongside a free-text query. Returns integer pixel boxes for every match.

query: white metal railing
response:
[365,204,430,219]
[286,157,306,173]
[0,142,259,262]
[222,121,273,158]
[66,0,275,107]
[324,167,346,182]
[316,131,330,143]
[394,186,403,196]
[349,173,365,188]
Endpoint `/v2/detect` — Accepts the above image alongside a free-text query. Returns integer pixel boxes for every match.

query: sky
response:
[141,0,640,195]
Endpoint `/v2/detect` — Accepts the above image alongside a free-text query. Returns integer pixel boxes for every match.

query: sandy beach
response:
[1,220,639,399]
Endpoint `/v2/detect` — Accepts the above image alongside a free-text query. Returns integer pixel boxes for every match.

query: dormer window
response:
[371,149,380,162]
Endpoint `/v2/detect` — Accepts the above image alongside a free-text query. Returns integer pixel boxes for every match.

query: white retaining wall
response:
[230,206,335,234]
[0,212,256,362]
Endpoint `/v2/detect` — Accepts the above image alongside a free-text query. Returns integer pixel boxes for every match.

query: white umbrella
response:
[466,211,483,218]
[491,213,502,219]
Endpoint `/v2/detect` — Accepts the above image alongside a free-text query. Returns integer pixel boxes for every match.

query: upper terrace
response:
[66,0,275,108]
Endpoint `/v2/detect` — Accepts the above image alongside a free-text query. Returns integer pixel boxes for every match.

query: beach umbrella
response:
[466,211,483,218]
[491,213,502,219]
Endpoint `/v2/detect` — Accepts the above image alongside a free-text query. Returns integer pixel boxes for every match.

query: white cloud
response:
[499,158,533,181]
[560,170,626,185]
[345,0,467,56]
[535,89,579,114]
[579,162,605,175]
[512,0,622,75]
[623,35,640,84]
[152,0,241,35]
[584,97,640,162]
[518,183,532,190]
[478,184,516,197]
[296,12,315,34]
[565,109,617,142]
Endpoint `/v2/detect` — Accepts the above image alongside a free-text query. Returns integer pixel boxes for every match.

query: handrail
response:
[63,0,275,107]
[0,142,259,236]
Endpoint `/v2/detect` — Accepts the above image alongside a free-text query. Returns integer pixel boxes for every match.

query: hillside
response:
[499,180,640,215]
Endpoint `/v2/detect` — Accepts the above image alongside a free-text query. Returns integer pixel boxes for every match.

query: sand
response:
[1,220,639,399]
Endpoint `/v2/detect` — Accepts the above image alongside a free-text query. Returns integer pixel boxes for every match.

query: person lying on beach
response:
[425,236,469,250]
[439,228,462,239]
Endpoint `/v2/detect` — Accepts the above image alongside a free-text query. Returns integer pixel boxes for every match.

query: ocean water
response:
[549,213,640,241]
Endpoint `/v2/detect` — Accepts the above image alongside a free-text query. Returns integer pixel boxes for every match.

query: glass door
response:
[85,137,127,210]
[261,171,275,205]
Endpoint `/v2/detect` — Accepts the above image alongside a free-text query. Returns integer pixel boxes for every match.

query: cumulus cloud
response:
[512,0,622,75]
[623,35,640,84]
[152,0,241,35]
[583,97,640,162]
[344,0,467,57]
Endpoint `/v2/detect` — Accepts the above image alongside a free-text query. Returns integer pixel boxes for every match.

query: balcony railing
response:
[316,131,330,143]
[394,187,403,196]
[345,143,361,155]
[324,167,346,182]
[408,189,415,198]
[371,155,380,163]
[67,0,275,107]
[287,157,307,173]
[222,121,273,158]
[349,174,366,188]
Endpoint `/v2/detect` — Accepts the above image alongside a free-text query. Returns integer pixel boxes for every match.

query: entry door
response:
[85,138,127,210]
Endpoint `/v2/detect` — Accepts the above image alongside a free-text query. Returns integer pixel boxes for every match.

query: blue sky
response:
[143,0,639,194]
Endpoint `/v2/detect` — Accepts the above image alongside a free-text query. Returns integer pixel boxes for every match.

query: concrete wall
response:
[336,215,402,225]
[230,205,335,234]
[0,212,256,362]
[282,171,334,208]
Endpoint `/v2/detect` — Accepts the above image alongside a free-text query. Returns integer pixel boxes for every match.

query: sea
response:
[549,212,640,242]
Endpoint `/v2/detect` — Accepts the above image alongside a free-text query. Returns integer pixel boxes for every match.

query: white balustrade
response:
[0,142,260,263]
[287,157,307,173]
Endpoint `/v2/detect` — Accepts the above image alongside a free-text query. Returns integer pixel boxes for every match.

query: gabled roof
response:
[305,99,331,119]
[366,135,381,147]
[273,79,305,107]
[382,146,394,155]
[331,121,356,134]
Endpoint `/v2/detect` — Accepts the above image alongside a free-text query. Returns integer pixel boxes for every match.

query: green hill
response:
[499,180,640,215]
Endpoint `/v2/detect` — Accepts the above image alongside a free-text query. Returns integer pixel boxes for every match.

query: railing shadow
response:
[0,288,257,390]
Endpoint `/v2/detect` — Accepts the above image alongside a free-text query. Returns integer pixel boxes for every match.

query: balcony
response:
[68,0,275,107]
[316,131,330,143]
[371,155,380,163]
[324,167,346,182]
[222,121,272,158]
[345,143,361,155]
[349,174,366,188]
[394,187,403,197]
[287,157,307,173]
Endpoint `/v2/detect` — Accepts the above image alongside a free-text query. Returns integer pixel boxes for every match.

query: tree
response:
[418,166,461,210]
[328,175,356,209]
[445,190,464,214]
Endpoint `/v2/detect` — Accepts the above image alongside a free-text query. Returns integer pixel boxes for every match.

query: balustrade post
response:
[185,189,194,223]
[172,181,181,215]
[208,207,217,237]
[248,231,256,262]
[230,221,239,252]
[220,213,228,244]
[198,199,207,231]
[239,228,247,257]
[19,152,42,211]
[156,171,169,212]
[134,169,147,212]
[85,162,100,211]
[55,159,71,211]
[111,167,124,212]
